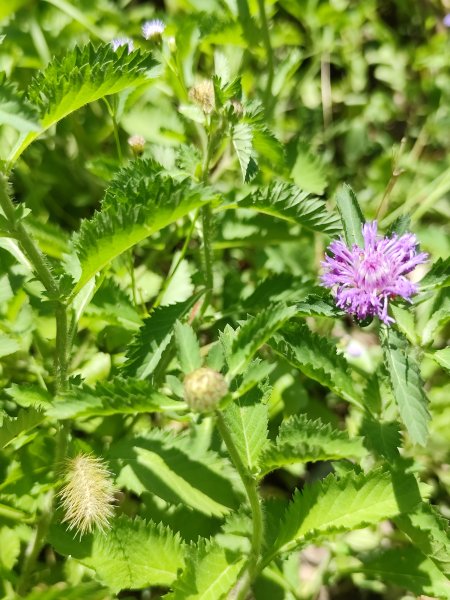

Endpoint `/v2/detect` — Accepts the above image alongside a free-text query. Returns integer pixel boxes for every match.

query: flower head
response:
[142,19,165,40]
[189,80,215,114]
[321,221,428,325]
[111,37,134,53]
[128,134,146,156]
[184,367,228,412]
[443,14,450,27]
[58,454,116,536]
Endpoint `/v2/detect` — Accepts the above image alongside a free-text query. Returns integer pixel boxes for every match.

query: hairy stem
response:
[200,133,215,315]
[216,412,264,599]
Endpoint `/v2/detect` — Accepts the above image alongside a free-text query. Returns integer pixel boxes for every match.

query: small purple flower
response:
[111,37,134,53]
[142,19,165,40]
[443,14,450,27]
[321,221,428,325]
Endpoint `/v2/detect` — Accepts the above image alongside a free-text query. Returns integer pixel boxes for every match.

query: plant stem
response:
[216,412,264,599]
[200,133,214,315]
[103,97,123,163]
[257,0,274,114]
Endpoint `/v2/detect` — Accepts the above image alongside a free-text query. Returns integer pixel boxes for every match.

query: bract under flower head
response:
[142,19,165,40]
[111,37,134,53]
[321,221,428,325]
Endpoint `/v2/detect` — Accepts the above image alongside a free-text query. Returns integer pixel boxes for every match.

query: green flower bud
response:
[128,134,146,156]
[183,367,228,412]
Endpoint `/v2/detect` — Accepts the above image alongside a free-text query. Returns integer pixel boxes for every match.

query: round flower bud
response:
[183,367,228,412]
[128,134,146,156]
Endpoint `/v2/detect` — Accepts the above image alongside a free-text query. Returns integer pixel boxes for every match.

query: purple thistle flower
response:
[142,19,165,40]
[321,221,428,325]
[443,14,450,27]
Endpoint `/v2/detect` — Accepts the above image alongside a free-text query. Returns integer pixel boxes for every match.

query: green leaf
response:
[0,526,20,571]
[109,429,240,517]
[73,161,209,294]
[260,414,366,476]
[429,347,450,372]
[335,184,365,247]
[228,304,297,376]
[359,545,450,599]
[294,295,343,318]
[269,322,362,408]
[166,539,245,599]
[124,293,203,379]
[0,333,20,358]
[291,144,328,195]
[22,582,109,600]
[223,393,269,472]
[232,122,258,182]
[381,328,430,446]
[239,182,341,237]
[47,378,183,419]
[395,504,450,577]
[52,516,185,593]
[419,257,450,292]
[9,43,156,163]
[360,415,402,461]
[0,408,45,448]
[174,321,202,374]
[0,73,40,134]
[5,384,52,409]
[273,469,422,554]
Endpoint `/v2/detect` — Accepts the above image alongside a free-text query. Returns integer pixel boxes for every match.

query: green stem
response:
[257,0,274,113]
[216,412,264,599]
[199,133,215,315]
[103,97,123,163]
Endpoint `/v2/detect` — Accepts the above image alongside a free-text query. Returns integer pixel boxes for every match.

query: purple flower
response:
[111,37,134,53]
[142,19,165,40]
[443,14,450,27]
[321,221,428,325]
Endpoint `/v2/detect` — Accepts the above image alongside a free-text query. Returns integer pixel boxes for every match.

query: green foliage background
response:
[0,0,449,599]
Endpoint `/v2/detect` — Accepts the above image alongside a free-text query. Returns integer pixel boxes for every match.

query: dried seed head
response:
[128,134,146,156]
[189,80,215,114]
[58,454,116,536]
[183,367,228,412]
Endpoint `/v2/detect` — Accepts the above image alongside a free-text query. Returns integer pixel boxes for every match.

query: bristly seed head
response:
[189,80,215,114]
[321,221,428,325]
[184,367,228,412]
[58,454,116,536]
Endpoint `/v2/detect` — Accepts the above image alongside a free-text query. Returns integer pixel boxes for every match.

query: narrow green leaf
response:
[223,393,269,472]
[260,414,366,476]
[174,321,202,374]
[239,182,341,237]
[228,303,297,376]
[51,516,185,593]
[0,408,45,448]
[9,43,156,163]
[360,545,450,599]
[124,292,203,379]
[166,539,245,600]
[47,378,182,419]
[109,429,239,517]
[73,162,209,294]
[381,328,430,446]
[274,469,422,554]
[269,322,362,408]
[335,184,365,247]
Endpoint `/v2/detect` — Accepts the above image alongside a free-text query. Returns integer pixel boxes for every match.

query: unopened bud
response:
[183,367,228,412]
[189,80,215,114]
[128,134,146,156]
[58,454,116,536]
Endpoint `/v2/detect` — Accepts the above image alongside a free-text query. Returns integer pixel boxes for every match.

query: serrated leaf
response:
[0,408,45,448]
[335,184,365,247]
[47,378,182,419]
[269,322,362,408]
[0,73,40,134]
[0,333,20,358]
[429,347,450,372]
[419,257,450,292]
[5,384,52,409]
[360,415,401,461]
[359,545,450,599]
[0,526,20,571]
[109,429,239,517]
[22,582,109,600]
[228,304,297,376]
[291,145,328,195]
[294,294,343,318]
[174,321,202,374]
[166,539,245,599]
[260,414,365,476]
[232,122,257,182]
[124,293,203,379]
[273,469,422,554]
[239,182,341,236]
[9,43,156,163]
[395,504,450,577]
[381,328,430,446]
[51,516,185,593]
[223,394,269,472]
[73,162,209,294]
